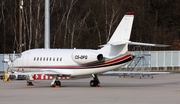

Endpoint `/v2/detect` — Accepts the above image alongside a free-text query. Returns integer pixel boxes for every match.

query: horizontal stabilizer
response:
[129,42,170,47]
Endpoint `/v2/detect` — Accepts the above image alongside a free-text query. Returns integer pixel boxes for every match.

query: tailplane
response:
[99,12,169,58]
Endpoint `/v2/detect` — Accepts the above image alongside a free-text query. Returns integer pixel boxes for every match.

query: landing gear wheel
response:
[90,80,99,87]
[51,81,61,88]
[27,82,34,86]
[55,81,61,87]
[151,76,153,79]
[90,74,100,87]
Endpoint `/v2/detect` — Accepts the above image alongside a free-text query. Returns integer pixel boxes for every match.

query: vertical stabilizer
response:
[108,12,134,44]
[100,12,134,57]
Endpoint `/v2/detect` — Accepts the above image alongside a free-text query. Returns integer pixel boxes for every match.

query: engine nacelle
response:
[72,50,103,64]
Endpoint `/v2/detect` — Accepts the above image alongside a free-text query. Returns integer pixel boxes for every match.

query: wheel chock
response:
[96,84,100,87]
[55,86,60,88]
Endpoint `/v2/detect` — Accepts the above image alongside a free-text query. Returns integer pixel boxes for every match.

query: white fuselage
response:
[10,49,133,76]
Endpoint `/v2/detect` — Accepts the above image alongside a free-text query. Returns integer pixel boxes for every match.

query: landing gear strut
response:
[51,77,61,88]
[90,74,100,87]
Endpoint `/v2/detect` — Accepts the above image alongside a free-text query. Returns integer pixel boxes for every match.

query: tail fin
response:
[100,12,134,57]
[108,12,134,44]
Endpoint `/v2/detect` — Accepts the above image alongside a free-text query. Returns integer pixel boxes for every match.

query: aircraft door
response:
[22,53,30,71]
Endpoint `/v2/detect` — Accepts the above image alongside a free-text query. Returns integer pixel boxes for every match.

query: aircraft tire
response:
[90,80,98,87]
[27,82,33,86]
[53,81,61,87]
[56,81,61,87]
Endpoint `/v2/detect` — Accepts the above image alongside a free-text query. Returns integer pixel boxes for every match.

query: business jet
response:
[9,12,169,87]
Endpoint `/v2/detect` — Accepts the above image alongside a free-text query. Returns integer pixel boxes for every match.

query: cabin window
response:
[53,57,55,61]
[57,57,59,61]
[60,57,62,61]
[43,57,45,61]
[34,57,36,61]
[40,57,42,61]
[49,57,51,61]
[37,57,39,61]
[46,57,48,61]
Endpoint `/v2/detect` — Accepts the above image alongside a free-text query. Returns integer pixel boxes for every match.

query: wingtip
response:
[154,44,171,47]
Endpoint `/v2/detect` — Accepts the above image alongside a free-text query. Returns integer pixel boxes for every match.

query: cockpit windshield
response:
[17,54,22,58]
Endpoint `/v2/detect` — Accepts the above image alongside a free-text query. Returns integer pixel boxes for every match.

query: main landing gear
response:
[51,77,61,88]
[90,74,100,87]
[25,75,61,87]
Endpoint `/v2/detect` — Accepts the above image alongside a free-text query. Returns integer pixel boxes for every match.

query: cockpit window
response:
[17,54,22,58]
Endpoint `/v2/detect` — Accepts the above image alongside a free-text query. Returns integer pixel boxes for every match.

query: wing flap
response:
[102,71,170,75]
[42,70,71,76]
[11,69,71,77]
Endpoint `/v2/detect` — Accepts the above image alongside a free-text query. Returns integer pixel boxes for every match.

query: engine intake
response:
[97,54,103,61]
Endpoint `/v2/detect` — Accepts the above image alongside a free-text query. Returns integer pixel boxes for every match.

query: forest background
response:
[0,0,180,53]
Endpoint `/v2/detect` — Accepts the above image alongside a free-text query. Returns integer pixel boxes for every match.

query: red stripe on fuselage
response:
[94,54,132,67]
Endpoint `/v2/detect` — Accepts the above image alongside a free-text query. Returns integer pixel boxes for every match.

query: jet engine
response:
[72,50,104,64]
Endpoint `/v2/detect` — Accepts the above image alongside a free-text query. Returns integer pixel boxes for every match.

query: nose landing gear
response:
[51,77,61,88]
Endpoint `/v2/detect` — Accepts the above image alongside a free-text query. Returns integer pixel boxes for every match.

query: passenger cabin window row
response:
[34,57,62,61]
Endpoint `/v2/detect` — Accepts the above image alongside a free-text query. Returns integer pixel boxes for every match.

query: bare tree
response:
[34,0,40,48]
[70,10,90,48]
[28,0,32,49]
[0,0,179,52]
[1,0,6,52]
[64,0,78,48]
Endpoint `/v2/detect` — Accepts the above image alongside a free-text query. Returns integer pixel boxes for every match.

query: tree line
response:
[0,0,180,53]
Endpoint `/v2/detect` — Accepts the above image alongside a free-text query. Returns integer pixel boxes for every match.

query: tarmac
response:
[0,74,180,104]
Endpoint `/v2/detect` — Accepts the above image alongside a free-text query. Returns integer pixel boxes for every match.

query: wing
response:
[41,69,71,76]
[11,69,71,77]
[102,71,170,75]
